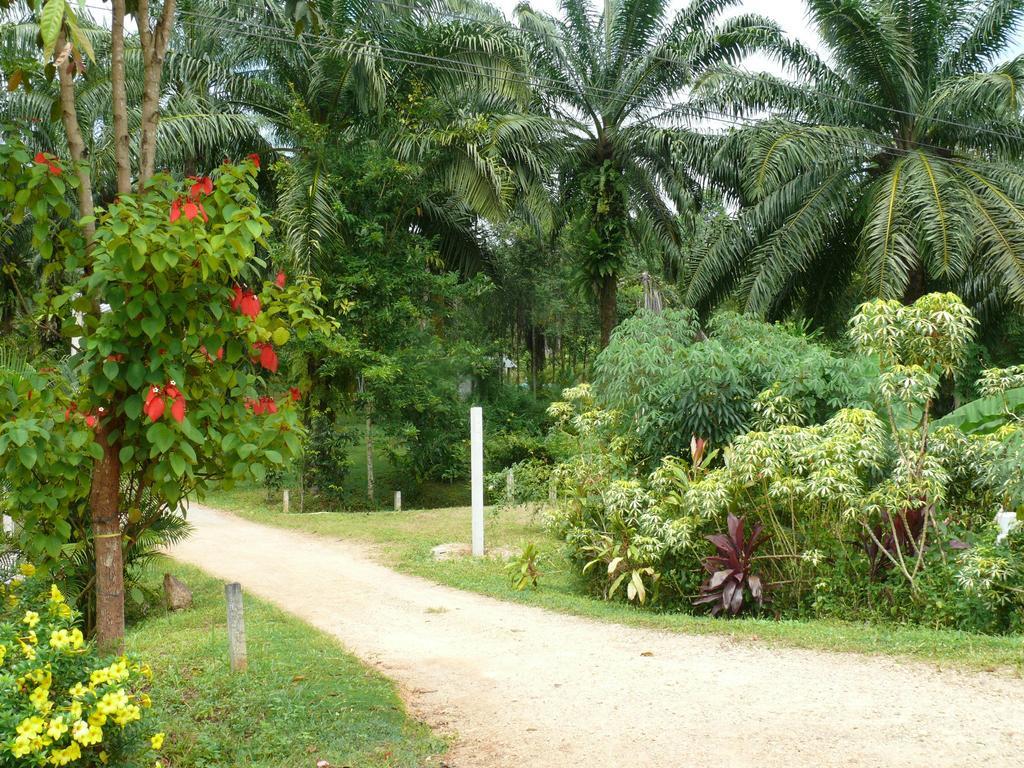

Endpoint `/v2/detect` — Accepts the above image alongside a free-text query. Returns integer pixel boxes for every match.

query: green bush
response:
[594,309,872,465]
[1,566,163,767]
[301,413,355,502]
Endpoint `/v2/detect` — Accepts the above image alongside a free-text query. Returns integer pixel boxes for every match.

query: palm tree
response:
[685,0,1024,323]
[187,0,553,271]
[514,0,779,346]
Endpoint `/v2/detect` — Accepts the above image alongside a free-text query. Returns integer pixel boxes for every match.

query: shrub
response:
[694,514,770,616]
[0,567,163,767]
[594,309,873,466]
[300,412,355,502]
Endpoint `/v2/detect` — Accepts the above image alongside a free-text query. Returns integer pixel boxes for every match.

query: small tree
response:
[0,0,327,651]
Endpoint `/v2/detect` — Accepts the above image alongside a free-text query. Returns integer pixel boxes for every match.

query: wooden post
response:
[394,490,402,512]
[282,489,290,514]
[224,582,247,672]
[471,406,484,556]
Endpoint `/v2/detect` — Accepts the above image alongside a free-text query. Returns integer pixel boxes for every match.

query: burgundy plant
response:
[693,513,769,616]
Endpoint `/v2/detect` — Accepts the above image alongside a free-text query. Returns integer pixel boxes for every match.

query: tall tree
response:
[514,0,777,346]
[685,0,1024,323]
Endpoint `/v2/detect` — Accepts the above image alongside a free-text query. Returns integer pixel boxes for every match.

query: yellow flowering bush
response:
[1,566,164,767]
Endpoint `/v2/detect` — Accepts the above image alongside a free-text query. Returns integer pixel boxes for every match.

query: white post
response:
[471,406,484,556]
[394,491,402,512]
[224,582,248,672]
[2,514,12,534]
[282,489,290,514]
[995,509,1018,543]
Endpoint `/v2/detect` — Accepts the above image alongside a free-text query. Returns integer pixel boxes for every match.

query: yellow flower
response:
[0,644,6,664]
[6,592,18,608]
[140,693,152,708]
[50,584,65,603]
[46,715,68,740]
[18,639,37,661]
[19,563,36,577]
[57,603,72,619]
[68,702,83,721]
[98,751,109,764]
[68,682,88,700]
[48,741,82,766]
[23,610,40,628]
[48,628,84,651]
[29,684,52,713]
[150,732,165,750]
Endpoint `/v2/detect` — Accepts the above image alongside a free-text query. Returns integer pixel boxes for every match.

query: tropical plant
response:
[0,566,165,767]
[506,541,542,591]
[686,0,1024,323]
[693,513,769,616]
[515,0,780,345]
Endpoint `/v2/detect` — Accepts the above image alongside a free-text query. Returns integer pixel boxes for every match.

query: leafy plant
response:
[506,542,542,591]
[0,566,165,767]
[694,514,769,617]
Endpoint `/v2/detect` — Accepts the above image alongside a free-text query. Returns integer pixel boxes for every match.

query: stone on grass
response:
[163,573,193,611]
[430,543,522,561]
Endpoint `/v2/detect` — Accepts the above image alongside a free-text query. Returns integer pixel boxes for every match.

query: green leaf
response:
[169,452,187,477]
[148,422,175,453]
[118,445,135,463]
[103,361,119,381]
[126,362,146,389]
[141,315,165,339]
[40,0,66,58]
[272,327,291,346]
[18,444,37,469]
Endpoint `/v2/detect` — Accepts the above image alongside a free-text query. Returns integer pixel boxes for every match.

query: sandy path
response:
[168,504,1024,767]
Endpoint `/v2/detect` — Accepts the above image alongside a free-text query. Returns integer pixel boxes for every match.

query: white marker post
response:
[471,406,484,556]
[394,491,402,512]
[282,489,290,514]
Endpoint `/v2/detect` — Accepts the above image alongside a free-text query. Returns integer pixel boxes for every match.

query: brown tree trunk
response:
[110,0,132,194]
[56,35,94,241]
[137,0,177,186]
[903,266,927,304]
[365,416,375,505]
[90,425,124,654]
[598,273,618,348]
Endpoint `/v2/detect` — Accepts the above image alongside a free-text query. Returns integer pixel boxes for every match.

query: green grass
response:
[127,561,445,768]
[206,486,1024,675]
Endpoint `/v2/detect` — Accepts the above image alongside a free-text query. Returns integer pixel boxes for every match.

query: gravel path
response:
[168,504,1024,768]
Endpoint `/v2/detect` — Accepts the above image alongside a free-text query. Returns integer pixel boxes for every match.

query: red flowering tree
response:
[0,0,327,651]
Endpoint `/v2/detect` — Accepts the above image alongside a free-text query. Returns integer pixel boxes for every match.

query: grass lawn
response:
[127,561,445,768]
[206,486,1024,675]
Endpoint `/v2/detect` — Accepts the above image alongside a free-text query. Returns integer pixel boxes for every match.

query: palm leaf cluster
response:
[684,0,1024,322]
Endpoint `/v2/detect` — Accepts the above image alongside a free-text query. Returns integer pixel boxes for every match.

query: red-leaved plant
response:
[693,513,769,616]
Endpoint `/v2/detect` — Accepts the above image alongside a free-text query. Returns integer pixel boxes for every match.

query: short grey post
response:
[224,582,248,672]
[282,489,290,514]
[394,490,402,512]
[471,406,484,556]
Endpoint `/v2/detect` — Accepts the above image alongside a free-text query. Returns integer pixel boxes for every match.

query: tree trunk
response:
[137,0,177,186]
[110,0,132,194]
[55,34,94,241]
[598,273,618,348]
[903,265,927,304]
[90,425,124,654]
[365,416,375,505]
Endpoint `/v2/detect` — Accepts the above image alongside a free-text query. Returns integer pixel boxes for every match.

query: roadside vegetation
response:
[207,487,1024,674]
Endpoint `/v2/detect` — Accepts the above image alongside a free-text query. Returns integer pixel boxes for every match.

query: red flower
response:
[289,387,302,402]
[34,152,61,175]
[64,402,78,421]
[253,342,278,373]
[144,386,166,422]
[231,284,244,311]
[170,198,182,223]
[275,271,286,289]
[189,175,213,199]
[239,292,260,319]
[85,413,98,428]
[247,153,261,168]
[171,396,186,423]
[217,347,224,360]
[105,353,124,363]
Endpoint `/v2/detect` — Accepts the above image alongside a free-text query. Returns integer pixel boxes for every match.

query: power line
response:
[72,1,1024,170]
[369,0,1024,147]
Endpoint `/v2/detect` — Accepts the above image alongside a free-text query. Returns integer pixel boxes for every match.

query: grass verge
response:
[127,561,445,768]
[206,487,1024,675]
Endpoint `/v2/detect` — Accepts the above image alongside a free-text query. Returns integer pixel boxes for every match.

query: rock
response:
[163,573,193,611]
[430,543,521,561]
[431,542,472,561]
